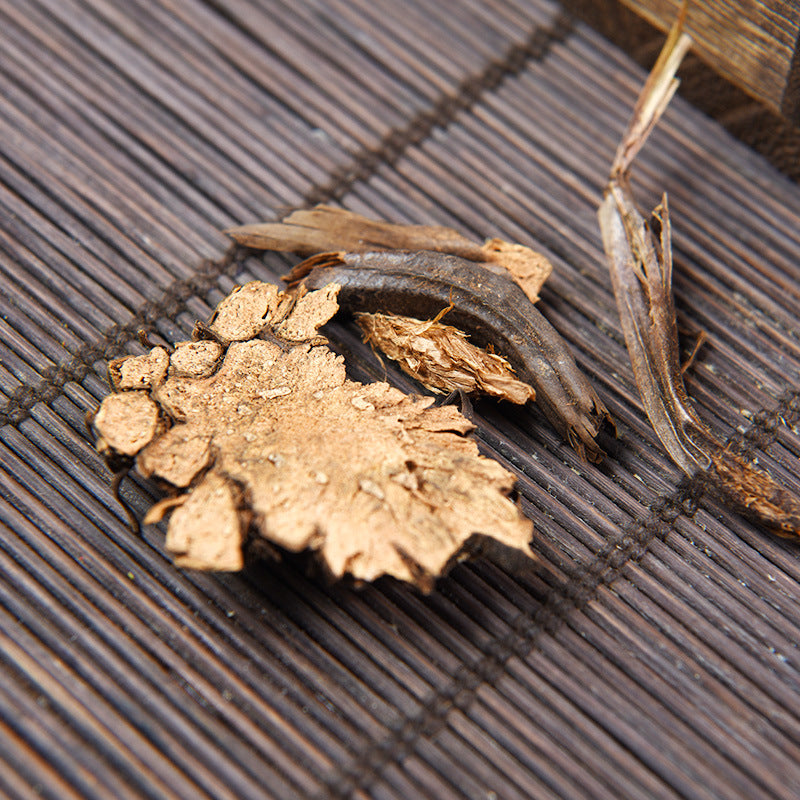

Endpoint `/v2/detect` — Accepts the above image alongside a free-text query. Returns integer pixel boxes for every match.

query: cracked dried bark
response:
[93,281,534,589]
[598,12,800,535]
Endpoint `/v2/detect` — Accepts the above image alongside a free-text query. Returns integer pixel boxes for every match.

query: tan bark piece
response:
[169,341,223,378]
[165,472,244,571]
[94,392,160,456]
[357,311,535,405]
[109,347,169,391]
[207,280,339,344]
[94,281,534,589]
[480,239,553,303]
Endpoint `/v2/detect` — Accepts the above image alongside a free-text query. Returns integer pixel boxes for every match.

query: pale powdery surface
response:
[93,281,534,589]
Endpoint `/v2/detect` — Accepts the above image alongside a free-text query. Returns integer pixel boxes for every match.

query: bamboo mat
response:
[1,0,800,798]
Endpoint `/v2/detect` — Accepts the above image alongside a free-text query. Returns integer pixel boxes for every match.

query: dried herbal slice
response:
[93,281,534,589]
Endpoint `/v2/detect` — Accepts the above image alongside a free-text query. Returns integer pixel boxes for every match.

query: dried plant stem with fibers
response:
[598,14,800,535]
[226,205,553,303]
[289,250,612,462]
[356,310,536,406]
[93,281,535,590]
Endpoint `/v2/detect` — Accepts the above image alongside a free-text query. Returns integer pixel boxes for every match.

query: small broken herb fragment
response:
[598,11,800,536]
[93,281,534,590]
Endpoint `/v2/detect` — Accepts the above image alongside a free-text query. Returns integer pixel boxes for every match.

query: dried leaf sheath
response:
[600,193,707,474]
[599,15,800,535]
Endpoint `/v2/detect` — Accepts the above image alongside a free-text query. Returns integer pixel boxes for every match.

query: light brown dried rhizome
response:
[93,280,535,591]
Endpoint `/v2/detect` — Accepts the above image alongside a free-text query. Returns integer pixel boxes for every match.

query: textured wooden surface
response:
[1,1,800,798]
[618,0,800,119]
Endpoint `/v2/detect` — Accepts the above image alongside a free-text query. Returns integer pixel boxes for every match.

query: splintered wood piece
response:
[94,281,534,589]
[226,204,552,303]
[618,0,800,120]
[598,11,800,536]
[226,205,487,259]
[356,310,535,405]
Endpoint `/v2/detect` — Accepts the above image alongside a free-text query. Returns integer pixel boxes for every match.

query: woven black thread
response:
[0,249,241,426]
[728,390,800,459]
[0,12,573,431]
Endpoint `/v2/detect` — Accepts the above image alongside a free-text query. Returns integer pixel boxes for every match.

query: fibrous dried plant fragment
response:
[93,282,534,589]
[356,310,535,405]
[289,250,612,462]
[598,12,800,535]
[225,204,552,303]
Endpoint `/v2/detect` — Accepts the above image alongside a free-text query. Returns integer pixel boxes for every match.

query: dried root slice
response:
[163,473,246,572]
[356,310,535,405]
[225,204,552,303]
[93,281,534,590]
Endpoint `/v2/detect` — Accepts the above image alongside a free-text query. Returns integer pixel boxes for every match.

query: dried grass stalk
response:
[598,11,800,535]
